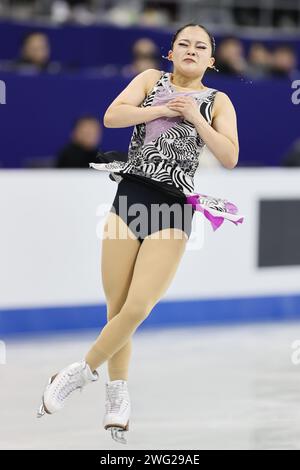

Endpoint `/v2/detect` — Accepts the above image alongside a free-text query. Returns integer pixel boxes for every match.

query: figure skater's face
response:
[168,26,215,77]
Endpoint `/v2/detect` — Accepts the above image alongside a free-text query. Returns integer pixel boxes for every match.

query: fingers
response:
[167,98,197,110]
[168,99,187,106]
[166,101,184,109]
[168,102,186,109]
[168,99,188,105]
[168,96,195,103]
[168,106,184,111]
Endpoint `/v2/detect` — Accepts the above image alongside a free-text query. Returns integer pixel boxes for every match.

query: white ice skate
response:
[37,360,99,418]
[103,380,130,444]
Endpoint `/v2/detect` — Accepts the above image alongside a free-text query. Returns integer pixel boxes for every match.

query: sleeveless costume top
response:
[90,71,244,231]
[90,71,218,198]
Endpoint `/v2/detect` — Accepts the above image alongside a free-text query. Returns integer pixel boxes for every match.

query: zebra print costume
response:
[90,71,218,197]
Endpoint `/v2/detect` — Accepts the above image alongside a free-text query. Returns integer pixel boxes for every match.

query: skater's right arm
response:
[103,69,180,128]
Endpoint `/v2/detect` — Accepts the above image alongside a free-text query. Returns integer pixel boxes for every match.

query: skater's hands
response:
[166,96,200,125]
[159,104,182,118]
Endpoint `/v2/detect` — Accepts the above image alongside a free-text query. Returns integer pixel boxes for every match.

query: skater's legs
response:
[100,211,141,381]
[85,227,187,371]
[37,211,140,419]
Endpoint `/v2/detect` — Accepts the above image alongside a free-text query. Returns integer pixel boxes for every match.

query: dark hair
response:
[170,23,216,57]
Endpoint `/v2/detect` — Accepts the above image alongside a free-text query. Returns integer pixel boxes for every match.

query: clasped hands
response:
[164,95,201,125]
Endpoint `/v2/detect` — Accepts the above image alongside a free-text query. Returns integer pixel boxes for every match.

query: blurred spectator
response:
[55,115,102,168]
[281,138,300,167]
[270,44,299,79]
[215,36,248,76]
[120,38,161,78]
[103,2,141,26]
[0,32,62,74]
[246,42,272,78]
[140,2,173,26]
[98,37,161,78]
[20,32,52,70]
[51,0,94,24]
[273,9,299,29]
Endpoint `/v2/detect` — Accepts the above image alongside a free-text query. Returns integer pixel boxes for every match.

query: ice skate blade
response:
[36,397,52,418]
[105,421,129,444]
[36,402,45,418]
[110,426,128,445]
[36,375,56,418]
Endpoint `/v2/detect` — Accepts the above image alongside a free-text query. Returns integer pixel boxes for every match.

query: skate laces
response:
[106,383,129,414]
[54,364,86,403]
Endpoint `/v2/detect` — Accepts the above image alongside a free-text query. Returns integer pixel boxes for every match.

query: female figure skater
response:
[37,23,240,444]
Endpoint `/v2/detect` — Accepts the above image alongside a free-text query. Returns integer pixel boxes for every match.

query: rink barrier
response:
[1,293,300,337]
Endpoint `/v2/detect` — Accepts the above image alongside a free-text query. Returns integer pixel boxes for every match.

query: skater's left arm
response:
[167,92,239,169]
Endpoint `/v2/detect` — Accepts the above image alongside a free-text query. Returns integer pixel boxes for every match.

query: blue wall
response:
[0,20,300,167]
[0,71,298,168]
[0,21,175,67]
[1,295,300,337]
[1,20,300,67]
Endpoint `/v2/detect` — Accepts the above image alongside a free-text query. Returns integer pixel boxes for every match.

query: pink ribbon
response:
[186,193,244,231]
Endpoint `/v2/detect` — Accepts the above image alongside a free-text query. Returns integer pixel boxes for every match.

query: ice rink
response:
[1,321,300,450]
